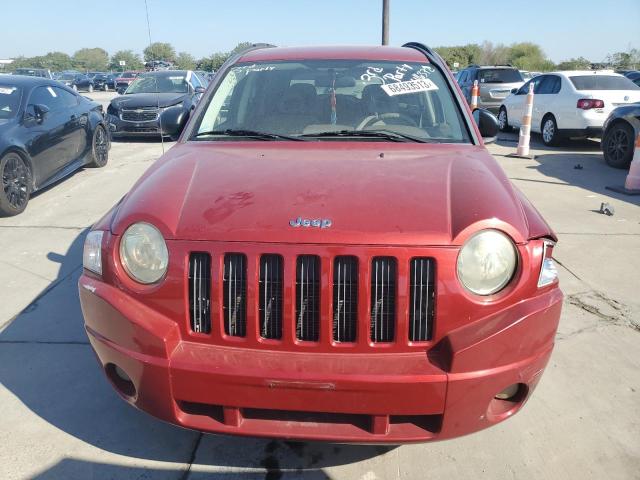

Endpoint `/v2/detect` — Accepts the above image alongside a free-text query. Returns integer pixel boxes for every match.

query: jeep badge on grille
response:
[289,217,332,229]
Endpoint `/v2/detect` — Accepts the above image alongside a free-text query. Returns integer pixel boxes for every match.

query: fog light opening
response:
[105,363,136,398]
[495,383,521,401]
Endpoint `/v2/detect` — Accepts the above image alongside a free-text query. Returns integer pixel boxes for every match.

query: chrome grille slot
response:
[223,254,247,337]
[121,107,159,122]
[409,258,435,341]
[333,256,358,342]
[259,255,283,339]
[296,255,320,341]
[370,257,396,343]
[188,252,211,334]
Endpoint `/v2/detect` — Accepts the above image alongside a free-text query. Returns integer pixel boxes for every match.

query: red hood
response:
[111,142,540,246]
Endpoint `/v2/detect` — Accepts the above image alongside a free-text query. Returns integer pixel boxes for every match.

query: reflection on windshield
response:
[0,85,22,119]
[194,60,469,143]
[126,75,189,94]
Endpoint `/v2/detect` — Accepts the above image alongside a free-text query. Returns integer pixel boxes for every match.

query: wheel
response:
[88,84,94,93]
[0,152,32,216]
[603,122,634,169]
[541,115,560,146]
[87,125,109,168]
[498,107,511,132]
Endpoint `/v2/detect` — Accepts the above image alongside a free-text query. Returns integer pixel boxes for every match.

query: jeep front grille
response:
[223,253,247,337]
[188,252,211,334]
[185,248,436,349]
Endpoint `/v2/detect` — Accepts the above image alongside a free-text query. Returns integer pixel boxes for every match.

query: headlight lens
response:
[119,222,169,284]
[457,230,517,296]
[83,230,104,275]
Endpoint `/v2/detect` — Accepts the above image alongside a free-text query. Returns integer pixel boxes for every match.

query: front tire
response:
[87,125,109,168]
[0,152,32,216]
[541,115,560,146]
[498,107,511,132]
[603,122,634,169]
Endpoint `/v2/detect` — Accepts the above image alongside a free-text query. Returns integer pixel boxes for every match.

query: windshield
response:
[0,85,22,119]
[60,73,75,80]
[478,69,523,83]
[193,60,470,143]
[121,72,136,78]
[125,73,189,94]
[570,75,639,91]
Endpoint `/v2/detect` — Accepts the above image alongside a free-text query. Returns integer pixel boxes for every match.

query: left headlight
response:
[457,229,518,296]
[83,230,104,275]
[119,222,169,284]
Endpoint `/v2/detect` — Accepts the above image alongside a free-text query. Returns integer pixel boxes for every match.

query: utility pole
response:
[382,0,390,45]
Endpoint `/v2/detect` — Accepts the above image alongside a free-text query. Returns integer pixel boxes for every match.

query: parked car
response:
[57,72,94,92]
[115,71,143,93]
[623,71,640,87]
[456,65,525,113]
[92,73,118,91]
[80,43,563,443]
[499,71,640,145]
[0,75,109,216]
[601,102,640,168]
[107,70,206,139]
[13,68,53,79]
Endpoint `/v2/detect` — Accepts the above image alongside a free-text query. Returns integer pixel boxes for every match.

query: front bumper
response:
[79,275,562,443]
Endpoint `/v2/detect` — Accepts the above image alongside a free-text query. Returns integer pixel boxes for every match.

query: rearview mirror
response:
[33,104,50,123]
[511,88,518,94]
[194,86,205,94]
[472,108,499,144]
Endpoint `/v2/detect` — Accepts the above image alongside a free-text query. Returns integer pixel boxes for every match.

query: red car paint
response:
[79,45,562,443]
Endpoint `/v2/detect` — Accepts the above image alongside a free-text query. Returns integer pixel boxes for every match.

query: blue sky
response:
[1,0,638,62]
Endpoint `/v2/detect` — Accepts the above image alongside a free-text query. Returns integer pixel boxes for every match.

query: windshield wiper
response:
[194,128,305,141]
[299,129,431,143]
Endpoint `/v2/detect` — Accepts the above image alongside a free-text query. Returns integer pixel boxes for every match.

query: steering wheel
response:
[357,112,418,130]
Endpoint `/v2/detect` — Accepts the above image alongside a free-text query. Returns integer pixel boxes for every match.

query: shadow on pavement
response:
[0,231,388,478]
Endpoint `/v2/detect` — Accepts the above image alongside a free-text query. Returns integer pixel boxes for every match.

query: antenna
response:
[144,0,165,154]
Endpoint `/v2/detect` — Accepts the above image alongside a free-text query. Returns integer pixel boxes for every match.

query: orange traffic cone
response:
[470,80,479,110]
[606,133,640,195]
[507,82,535,159]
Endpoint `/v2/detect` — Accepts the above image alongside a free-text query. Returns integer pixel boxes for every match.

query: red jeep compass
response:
[79,43,562,443]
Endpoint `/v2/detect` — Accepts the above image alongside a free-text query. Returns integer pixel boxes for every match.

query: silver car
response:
[456,65,525,113]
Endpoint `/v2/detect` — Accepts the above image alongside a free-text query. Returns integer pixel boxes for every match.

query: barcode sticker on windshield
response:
[381,79,438,96]
[0,87,15,95]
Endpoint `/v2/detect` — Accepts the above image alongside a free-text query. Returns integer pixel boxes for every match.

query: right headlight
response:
[119,222,169,284]
[457,229,518,296]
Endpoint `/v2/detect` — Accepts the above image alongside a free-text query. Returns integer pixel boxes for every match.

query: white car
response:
[498,71,640,145]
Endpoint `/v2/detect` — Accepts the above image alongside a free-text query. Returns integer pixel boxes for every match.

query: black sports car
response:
[107,70,206,139]
[602,102,640,169]
[0,75,110,216]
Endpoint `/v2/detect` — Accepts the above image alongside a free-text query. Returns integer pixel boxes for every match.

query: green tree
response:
[143,42,176,63]
[174,51,196,70]
[110,50,144,71]
[11,52,73,71]
[606,48,640,70]
[556,57,591,70]
[73,48,109,71]
[507,42,554,71]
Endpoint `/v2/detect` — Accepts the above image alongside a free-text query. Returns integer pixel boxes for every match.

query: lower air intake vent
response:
[223,254,247,337]
[296,255,321,341]
[259,255,283,339]
[189,252,211,334]
[333,256,358,342]
[409,258,435,341]
[370,257,396,343]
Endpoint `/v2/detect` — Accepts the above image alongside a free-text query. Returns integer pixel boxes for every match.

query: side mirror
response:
[33,104,50,123]
[472,108,499,144]
[510,88,518,94]
[160,107,190,140]
[194,86,205,94]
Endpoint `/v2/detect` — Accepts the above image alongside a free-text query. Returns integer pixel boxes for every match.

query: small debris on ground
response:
[599,202,615,216]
